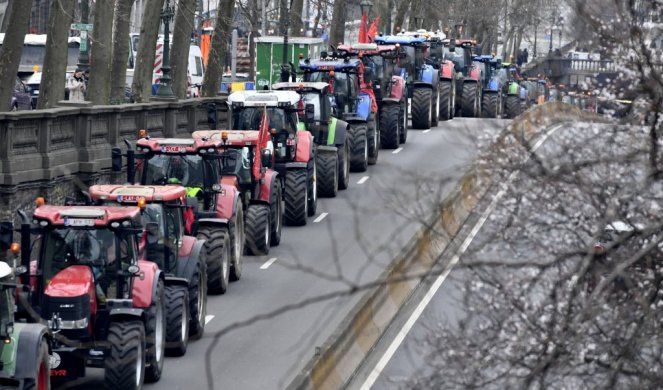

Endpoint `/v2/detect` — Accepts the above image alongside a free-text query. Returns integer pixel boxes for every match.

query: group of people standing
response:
[516,48,529,67]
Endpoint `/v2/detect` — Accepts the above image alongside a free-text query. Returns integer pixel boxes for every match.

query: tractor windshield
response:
[443,47,465,69]
[233,107,297,134]
[220,147,252,183]
[139,154,205,187]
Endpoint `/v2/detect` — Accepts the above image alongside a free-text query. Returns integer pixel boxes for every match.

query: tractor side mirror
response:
[261,149,273,168]
[111,147,123,172]
[305,103,315,123]
[0,222,12,251]
[145,222,161,245]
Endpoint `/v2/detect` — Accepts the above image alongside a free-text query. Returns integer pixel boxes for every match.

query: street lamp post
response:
[558,17,564,50]
[155,0,176,99]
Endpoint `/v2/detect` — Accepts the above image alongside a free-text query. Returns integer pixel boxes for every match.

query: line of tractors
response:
[0,29,551,390]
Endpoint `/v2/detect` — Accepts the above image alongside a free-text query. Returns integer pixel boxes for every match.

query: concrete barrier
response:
[286,102,606,390]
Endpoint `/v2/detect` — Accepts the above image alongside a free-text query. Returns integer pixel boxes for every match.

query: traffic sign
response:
[71,23,93,31]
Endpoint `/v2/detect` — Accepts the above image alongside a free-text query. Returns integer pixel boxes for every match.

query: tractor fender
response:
[412,81,433,90]
[197,218,230,226]
[328,117,348,146]
[294,131,313,163]
[344,116,367,124]
[109,307,145,322]
[487,79,501,92]
[468,66,481,81]
[214,184,240,221]
[439,62,454,80]
[388,76,406,100]
[175,238,205,284]
[355,93,372,121]
[284,162,308,169]
[316,145,338,155]
[10,322,49,380]
[164,276,189,287]
[221,175,239,189]
[420,65,435,85]
[259,169,279,203]
[132,260,162,309]
[381,97,400,105]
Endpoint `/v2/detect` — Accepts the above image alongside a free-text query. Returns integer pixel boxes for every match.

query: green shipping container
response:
[255,37,326,89]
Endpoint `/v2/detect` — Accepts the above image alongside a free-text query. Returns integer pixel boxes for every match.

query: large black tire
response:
[284,169,308,225]
[307,162,317,217]
[431,86,440,127]
[197,226,230,294]
[348,124,368,172]
[380,104,400,149]
[399,100,408,144]
[439,82,453,121]
[338,140,350,190]
[245,204,271,255]
[411,88,432,129]
[105,320,145,390]
[482,93,498,118]
[462,83,480,117]
[505,95,520,119]
[164,285,189,357]
[316,151,338,197]
[187,256,206,340]
[22,338,50,390]
[367,114,379,165]
[270,180,283,246]
[144,278,165,383]
[228,204,244,282]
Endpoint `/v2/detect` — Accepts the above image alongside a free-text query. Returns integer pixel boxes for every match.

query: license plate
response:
[117,195,140,203]
[161,145,186,153]
[63,218,94,227]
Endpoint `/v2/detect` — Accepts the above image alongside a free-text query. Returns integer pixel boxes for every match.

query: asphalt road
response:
[55,117,507,390]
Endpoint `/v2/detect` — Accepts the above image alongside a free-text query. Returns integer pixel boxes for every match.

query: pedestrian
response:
[523,48,529,64]
[516,49,524,67]
[67,68,86,101]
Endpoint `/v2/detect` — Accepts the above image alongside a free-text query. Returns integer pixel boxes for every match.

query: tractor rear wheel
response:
[439,82,453,121]
[411,88,432,129]
[22,338,49,390]
[229,204,244,281]
[380,104,400,149]
[348,124,368,172]
[367,114,379,165]
[270,180,283,245]
[105,320,145,390]
[307,162,317,217]
[197,226,230,294]
[505,95,520,118]
[165,285,189,356]
[317,151,338,197]
[187,256,206,339]
[284,169,308,225]
[462,83,480,117]
[245,204,271,255]
[144,279,165,383]
[338,139,350,190]
[399,99,408,144]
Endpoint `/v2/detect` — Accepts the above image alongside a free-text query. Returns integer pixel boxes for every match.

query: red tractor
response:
[193,112,284,255]
[337,42,409,149]
[442,39,483,117]
[88,184,208,344]
[13,204,170,387]
[112,135,242,295]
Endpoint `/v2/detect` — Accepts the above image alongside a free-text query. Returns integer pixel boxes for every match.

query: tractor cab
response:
[374,34,431,84]
[271,82,333,141]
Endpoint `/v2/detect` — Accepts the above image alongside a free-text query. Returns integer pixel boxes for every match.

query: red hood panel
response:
[44,265,94,298]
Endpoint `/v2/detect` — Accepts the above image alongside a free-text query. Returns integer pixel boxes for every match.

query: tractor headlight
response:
[57,317,89,330]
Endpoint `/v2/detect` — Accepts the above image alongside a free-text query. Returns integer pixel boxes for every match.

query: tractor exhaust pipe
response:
[124,139,136,184]
[17,210,31,287]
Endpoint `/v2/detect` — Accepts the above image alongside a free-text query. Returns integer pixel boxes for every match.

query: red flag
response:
[253,107,270,179]
[359,12,368,43]
[368,17,380,41]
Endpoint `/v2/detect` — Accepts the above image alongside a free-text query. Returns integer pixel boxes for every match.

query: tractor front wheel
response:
[439,82,453,121]
[462,83,480,117]
[368,114,379,165]
[165,285,189,356]
[22,338,50,390]
[284,169,308,225]
[229,204,244,281]
[380,104,400,149]
[317,151,339,197]
[482,93,499,118]
[245,204,271,255]
[187,256,206,339]
[505,95,521,119]
[270,180,283,245]
[144,279,165,383]
[400,99,408,143]
[338,139,350,190]
[198,226,230,294]
[105,320,146,390]
[348,124,368,172]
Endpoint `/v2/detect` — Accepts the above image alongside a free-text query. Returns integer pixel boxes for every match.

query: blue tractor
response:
[374,34,440,130]
[473,55,504,118]
[300,55,378,172]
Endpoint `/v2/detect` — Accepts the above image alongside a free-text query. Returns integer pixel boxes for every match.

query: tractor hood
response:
[44,265,95,299]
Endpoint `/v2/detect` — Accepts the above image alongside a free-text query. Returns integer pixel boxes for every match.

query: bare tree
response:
[393,0,411,33]
[329,0,346,45]
[110,0,135,103]
[0,0,32,112]
[171,0,197,99]
[87,0,115,105]
[290,0,304,36]
[201,0,235,97]
[38,0,77,109]
[131,0,166,103]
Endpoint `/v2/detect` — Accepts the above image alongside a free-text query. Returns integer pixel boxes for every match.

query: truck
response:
[254,37,326,89]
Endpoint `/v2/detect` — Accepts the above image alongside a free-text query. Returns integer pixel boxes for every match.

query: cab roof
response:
[136,137,221,154]
[33,205,141,226]
[337,43,399,56]
[299,58,362,71]
[272,82,328,93]
[89,185,186,203]
[227,90,300,106]
[193,130,261,146]
[375,35,427,45]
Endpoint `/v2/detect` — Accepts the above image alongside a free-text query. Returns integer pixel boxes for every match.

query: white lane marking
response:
[359,123,563,389]
[260,257,278,269]
[392,147,403,154]
[422,129,431,133]
[313,212,328,223]
[205,315,215,325]
[357,176,370,184]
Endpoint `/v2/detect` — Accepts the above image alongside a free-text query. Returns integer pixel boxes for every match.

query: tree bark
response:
[131,0,166,103]
[290,0,304,36]
[38,0,77,109]
[329,0,346,46]
[278,0,288,35]
[375,0,390,35]
[393,0,411,34]
[0,0,14,33]
[171,0,197,99]
[87,0,115,105]
[201,0,234,97]
[110,0,135,103]
[0,0,32,112]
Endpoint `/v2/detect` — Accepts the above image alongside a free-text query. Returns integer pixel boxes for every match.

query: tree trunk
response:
[248,2,260,80]
[171,0,197,99]
[329,0,346,46]
[0,0,32,112]
[202,0,234,97]
[131,0,165,103]
[393,0,411,34]
[38,0,77,109]
[278,0,287,35]
[375,0,390,35]
[0,0,14,33]
[87,0,114,105]
[290,0,304,36]
[110,0,135,103]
